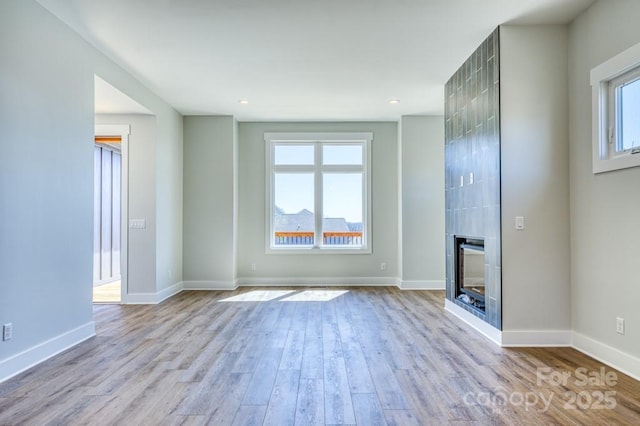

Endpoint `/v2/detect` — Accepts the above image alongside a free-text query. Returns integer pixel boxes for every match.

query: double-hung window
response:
[266,132,372,253]
[591,41,640,173]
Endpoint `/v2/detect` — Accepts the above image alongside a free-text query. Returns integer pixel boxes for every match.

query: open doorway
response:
[93,135,123,303]
[93,75,151,303]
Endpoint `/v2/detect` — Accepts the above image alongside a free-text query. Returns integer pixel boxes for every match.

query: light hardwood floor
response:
[92,281,121,304]
[0,287,638,425]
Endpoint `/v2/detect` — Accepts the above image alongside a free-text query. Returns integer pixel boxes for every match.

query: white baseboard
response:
[125,292,162,304]
[444,299,502,346]
[445,301,640,381]
[0,322,95,383]
[124,281,186,304]
[398,280,445,290]
[157,281,184,302]
[572,332,640,382]
[235,276,397,287]
[501,330,572,347]
[183,280,238,290]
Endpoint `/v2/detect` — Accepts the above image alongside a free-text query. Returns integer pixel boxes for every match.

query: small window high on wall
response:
[591,41,640,173]
[609,68,640,153]
[265,132,372,254]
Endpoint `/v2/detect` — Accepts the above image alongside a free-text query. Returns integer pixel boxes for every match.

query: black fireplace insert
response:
[454,236,485,312]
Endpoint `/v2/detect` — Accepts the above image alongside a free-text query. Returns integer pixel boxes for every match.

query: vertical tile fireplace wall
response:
[444,28,502,329]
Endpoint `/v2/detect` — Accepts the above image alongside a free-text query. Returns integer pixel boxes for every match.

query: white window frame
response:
[591,40,640,173]
[265,132,372,254]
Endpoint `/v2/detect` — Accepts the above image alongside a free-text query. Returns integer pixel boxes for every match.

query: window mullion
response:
[269,142,275,249]
[273,164,315,173]
[314,142,323,248]
[615,85,622,152]
[321,164,364,173]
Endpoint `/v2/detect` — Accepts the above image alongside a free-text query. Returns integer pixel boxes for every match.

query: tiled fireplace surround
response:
[445,28,501,329]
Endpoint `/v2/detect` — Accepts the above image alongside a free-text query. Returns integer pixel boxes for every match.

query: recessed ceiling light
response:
[238,99,249,105]
[388,99,400,104]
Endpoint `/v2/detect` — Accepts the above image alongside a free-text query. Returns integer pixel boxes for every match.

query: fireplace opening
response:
[454,236,485,312]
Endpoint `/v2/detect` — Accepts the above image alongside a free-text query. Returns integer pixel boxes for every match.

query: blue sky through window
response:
[323,173,362,222]
[275,173,314,214]
[621,78,640,151]
[274,143,364,223]
[274,145,314,165]
[323,145,362,165]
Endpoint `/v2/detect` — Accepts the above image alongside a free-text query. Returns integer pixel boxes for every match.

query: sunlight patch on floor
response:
[219,290,296,302]
[219,289,349,302]
[281,289,349,302]
[93,280,121,304]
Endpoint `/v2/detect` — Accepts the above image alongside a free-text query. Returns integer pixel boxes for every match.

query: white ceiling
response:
[39,0,594,121]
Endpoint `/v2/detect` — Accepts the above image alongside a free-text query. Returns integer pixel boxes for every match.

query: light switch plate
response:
[129,219,146,229]
[3,323,12,341]
[515,216,525,230]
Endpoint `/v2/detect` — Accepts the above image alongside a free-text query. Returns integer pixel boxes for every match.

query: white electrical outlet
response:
[251,263,257,271]
[616,317,625,335]
[380,262,387,271]
[3,323,12,341]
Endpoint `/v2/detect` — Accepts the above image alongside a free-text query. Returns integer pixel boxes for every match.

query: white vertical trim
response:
[397,120,403,280]
[119,131,129,303]
[265,139,272,252]
[232,119,239,283]
[314,142,323,248]
[364,132,372,251]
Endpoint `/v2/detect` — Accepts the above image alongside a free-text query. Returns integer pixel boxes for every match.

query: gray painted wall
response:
[183,116,237,288]
[569,0,640,359]
[155,106,184,295]
[500,25,571,332]
[0,0,182,380]
[399,116,445,286]
[237,122,399,283]
[0,0,94,367]
[183,118,445,287]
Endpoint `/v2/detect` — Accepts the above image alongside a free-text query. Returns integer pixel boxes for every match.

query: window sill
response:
[592,151,640,174]
[266,246,372,255]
